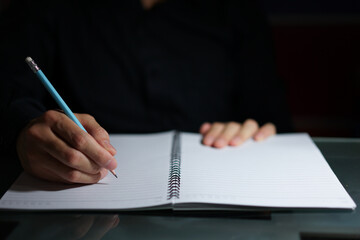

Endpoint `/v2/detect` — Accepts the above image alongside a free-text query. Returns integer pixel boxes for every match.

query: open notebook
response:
[0,132,356,211]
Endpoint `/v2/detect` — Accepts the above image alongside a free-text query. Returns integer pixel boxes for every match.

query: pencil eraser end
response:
[25,57,39,73]
[25,57,32,63]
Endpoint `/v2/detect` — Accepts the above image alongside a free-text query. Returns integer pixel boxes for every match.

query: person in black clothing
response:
[0,0,292,184]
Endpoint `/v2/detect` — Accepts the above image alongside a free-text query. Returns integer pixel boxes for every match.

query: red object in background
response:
[272,21,360,137]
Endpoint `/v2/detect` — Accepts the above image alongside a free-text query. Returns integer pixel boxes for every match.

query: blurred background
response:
[1,0,359,137]
[259,0,360,137]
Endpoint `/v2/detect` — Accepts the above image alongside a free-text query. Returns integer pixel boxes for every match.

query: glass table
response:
[1,138,359,240]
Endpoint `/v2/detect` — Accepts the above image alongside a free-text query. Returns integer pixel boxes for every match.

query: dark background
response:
[259,0,360,137]
[1,0,359,137]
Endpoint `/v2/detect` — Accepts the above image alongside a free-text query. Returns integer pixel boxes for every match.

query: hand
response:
[16,110,117,184]
[200,119,276,148]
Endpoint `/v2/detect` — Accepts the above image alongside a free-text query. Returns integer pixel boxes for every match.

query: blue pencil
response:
[25,57,117,178]
[26,57,86,132]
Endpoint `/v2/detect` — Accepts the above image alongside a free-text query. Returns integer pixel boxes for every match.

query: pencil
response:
[25,57,117,179]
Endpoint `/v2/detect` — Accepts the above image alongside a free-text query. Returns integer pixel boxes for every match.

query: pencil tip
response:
[110,170,118,178]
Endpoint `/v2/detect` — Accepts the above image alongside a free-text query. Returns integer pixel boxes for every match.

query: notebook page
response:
[0,132,173,210]
[178,133,356,209]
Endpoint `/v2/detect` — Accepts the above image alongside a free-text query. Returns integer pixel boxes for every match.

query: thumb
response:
[76,114,117,156]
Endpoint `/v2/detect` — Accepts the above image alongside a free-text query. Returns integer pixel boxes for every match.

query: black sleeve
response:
[227,0,293,132]
[0,0,57,155]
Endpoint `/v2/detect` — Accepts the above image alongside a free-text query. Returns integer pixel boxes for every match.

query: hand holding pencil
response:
[16,57,118,184]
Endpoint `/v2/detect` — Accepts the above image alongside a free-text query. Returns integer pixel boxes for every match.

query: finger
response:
[199,122,211,135]
[27,151,103,184]
[37,128,103,175]
[254,123,276,141]
[99,168,109,180]
[44,111,117,171]
[23,114,103,175]
[213,122,241,148]
[77,114,117,156]
[28,158,67,183]
[40,153,105,184]
[230,119,259,146]
[202,122,225,146]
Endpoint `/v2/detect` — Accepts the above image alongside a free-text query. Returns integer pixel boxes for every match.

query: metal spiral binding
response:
[167,131,181,200]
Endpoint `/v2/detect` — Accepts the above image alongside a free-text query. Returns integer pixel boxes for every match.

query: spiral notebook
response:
[0,132,356,211]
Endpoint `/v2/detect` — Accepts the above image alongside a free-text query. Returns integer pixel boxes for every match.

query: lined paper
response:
[0,132,355,211]
[0,132,173,210]
[178,133,356,209]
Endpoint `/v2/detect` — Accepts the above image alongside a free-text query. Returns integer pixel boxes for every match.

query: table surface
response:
[0,138,359,240]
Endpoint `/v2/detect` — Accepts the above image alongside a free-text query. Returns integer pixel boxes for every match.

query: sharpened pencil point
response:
[110,170,118,178]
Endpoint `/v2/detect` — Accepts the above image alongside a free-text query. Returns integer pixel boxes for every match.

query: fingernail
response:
[255,133,265,141]
[100,168,108,179]
[214,138,226,148]
[200,122,211,133]
[105,158,117,170]
[204,136,214,145]
[230,136,242,146]
[103,140,116,152]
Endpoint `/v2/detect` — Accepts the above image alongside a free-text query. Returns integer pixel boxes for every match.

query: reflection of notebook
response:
[0,132,356,211]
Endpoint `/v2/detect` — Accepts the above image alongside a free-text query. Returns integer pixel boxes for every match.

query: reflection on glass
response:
[6,214,119,240]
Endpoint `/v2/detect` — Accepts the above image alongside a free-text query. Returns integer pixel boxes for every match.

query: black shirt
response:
[0,0,292,153]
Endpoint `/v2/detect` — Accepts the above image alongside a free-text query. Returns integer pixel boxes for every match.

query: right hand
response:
[16,110,117,184]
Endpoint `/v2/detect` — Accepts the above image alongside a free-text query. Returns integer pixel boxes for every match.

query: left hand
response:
[200,119,276,148]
